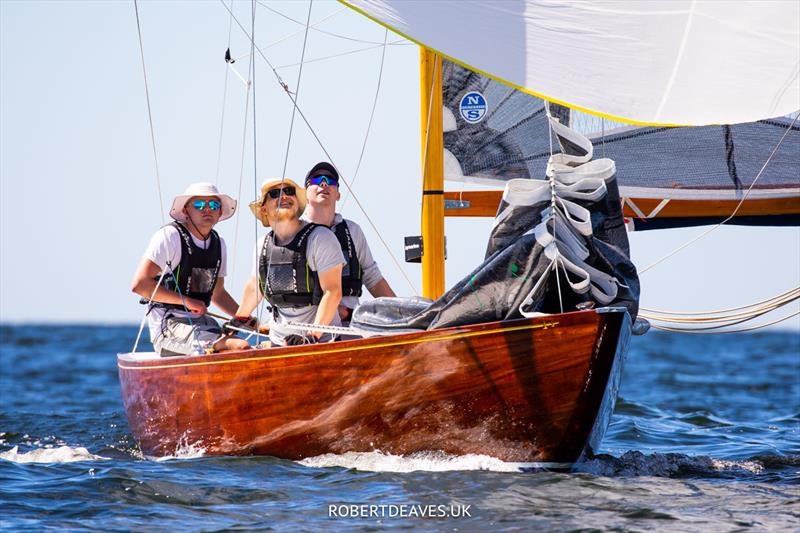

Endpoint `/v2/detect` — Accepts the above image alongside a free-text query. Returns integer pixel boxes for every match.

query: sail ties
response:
[518,117,626,317]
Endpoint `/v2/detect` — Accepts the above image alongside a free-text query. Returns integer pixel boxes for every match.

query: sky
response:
[1,0,798,331]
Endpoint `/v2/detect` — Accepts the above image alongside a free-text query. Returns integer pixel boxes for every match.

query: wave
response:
[300,450,528,472]
[0,445,109,464]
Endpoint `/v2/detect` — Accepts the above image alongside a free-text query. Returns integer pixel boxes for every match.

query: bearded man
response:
[235,178,345,346]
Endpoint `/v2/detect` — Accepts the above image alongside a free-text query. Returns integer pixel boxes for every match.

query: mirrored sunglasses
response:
[192,199,222,211]
[266,186,297,200]
[307,175,338,187]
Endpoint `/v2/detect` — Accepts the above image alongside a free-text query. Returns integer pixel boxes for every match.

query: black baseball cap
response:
[305,161,339,186]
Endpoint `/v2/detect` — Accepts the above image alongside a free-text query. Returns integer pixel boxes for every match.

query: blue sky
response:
[1,0,798,330]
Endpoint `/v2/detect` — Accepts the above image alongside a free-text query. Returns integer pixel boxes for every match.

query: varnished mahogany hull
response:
[118,309,630,463]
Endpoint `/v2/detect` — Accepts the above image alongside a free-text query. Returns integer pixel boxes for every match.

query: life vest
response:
[332,220,363,298]
[259,223,324,308]
[153,222,221,310]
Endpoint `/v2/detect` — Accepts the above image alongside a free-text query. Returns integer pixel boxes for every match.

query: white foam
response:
[0,445,109,464]
[298,450,533,472]
[152,440,207,461]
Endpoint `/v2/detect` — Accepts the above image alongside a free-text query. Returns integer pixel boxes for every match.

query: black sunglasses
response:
[265,186,297,201]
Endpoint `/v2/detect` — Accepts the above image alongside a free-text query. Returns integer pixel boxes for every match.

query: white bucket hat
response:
[169,182,236,223]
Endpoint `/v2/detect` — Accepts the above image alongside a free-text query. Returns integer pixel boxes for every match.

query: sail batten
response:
[343,0,800,126]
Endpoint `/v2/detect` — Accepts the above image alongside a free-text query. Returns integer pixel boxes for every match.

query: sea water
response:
[1,325,797,531]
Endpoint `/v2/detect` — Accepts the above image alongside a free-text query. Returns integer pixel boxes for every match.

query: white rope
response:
[132,0,166,225]
[214,0,236,185]
[640,112,799,275]
[648,311,800,334]
[640,287,800,315]
[340,28,389,211]
[222,1,419,297]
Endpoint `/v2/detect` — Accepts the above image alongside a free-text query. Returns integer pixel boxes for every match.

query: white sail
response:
[343,0,800,126]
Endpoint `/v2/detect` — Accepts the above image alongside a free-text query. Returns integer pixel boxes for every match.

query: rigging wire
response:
[220,0,419,296]
[228,35,255,283]
[256,1,399,46]
[340,28,389,211]
[639,112,799,275]
[275,40,405,70]
[133,0,166,225]
[214,0,236,185]
[279,0,313,181]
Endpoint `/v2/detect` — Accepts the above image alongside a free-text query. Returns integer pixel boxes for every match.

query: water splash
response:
[300,450,529,472]
[0,445,109,464]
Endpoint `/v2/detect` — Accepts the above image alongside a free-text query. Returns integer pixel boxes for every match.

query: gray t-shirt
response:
[301,213,385,309]
[251,223,345,344]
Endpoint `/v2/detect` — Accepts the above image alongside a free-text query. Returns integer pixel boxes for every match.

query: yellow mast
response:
[419,47,445,299]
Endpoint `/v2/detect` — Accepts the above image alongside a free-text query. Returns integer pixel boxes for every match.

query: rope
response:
[214,0,236,185]
[640,287,800,315]
[340,28,389,211]
[279,0,313,181]
[639,112,799,275]
[132,0,166,224]
[221,1,419,296]
[648,311,799,334]
[640,286,800,334]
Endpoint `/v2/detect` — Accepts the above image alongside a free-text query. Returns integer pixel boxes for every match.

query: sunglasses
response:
[266,186,297,200]
[307,175,338,187]
[192,199,221,211]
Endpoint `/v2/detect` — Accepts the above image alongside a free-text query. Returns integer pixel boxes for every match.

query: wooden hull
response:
[118,308,630,464]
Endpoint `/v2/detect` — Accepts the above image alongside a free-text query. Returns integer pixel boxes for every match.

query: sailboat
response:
[118,1,799,465]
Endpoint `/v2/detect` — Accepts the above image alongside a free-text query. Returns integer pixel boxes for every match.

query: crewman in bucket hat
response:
[235,178,345,346]
[131,182,251,356]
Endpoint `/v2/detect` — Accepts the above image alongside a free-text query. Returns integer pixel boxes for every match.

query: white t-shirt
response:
[143,224,228,342]
[251,223,345,344]
[300,213,385,309]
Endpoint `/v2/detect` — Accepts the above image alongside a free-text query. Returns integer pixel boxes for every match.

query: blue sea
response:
[1,325,798,531]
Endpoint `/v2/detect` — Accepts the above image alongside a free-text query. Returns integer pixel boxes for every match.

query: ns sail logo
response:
[459,91,487,124]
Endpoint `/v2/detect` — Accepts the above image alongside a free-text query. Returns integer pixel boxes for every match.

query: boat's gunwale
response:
[116,309,621,370]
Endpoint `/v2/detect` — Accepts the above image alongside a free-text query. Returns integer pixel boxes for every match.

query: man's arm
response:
[210,277,241,317]
[312,264,343,338]
[367,278,396,298]
[234,276,262,318]
[130,257,207,314]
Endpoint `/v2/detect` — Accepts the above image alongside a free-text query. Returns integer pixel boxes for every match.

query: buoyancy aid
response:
[154,222,221,310]
[258,223,324,308]
[332,220,363,298]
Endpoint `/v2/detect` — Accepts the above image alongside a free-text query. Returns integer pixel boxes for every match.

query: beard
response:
[268,204,300,223]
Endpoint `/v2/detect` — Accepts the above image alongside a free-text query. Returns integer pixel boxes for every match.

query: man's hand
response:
[184,298,207,315]
[338,305,354,322]
[222,315,258,335]
[284,334,319,346]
